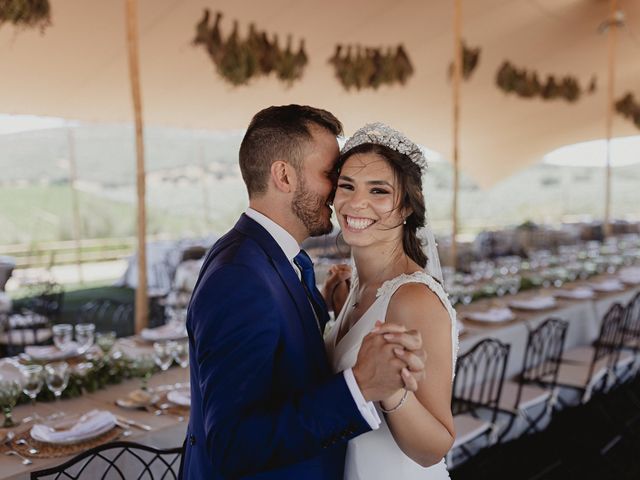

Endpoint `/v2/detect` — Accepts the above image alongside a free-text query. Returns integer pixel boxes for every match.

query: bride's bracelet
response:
[380,389,409,414]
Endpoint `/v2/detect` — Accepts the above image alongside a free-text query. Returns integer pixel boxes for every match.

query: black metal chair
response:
[76,299,135,338]
[497,318,569,441]
[448,338,510,466]
[554,302,631,405]
[30,441,182,480]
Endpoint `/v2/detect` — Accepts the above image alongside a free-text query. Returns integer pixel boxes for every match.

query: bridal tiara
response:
[341,122,428,171]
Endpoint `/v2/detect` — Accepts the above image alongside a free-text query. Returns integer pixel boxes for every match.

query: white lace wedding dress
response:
[325,272,458,480]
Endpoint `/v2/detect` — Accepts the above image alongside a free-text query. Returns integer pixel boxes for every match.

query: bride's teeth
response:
[346,216,374,230]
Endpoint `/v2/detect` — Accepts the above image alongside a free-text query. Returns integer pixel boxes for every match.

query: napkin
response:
[167,388,191,407]
[25,342,79,361]
[140,322,187,342]
[553,287,595,300]
[509,296,556,310]
[589,279,624,292]
[619,267,640,285]
[31,410,116,445]
[464,307,515,323]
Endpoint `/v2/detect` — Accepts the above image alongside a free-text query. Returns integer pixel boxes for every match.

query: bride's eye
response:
[337,183,354,190]
[371,188,389,195]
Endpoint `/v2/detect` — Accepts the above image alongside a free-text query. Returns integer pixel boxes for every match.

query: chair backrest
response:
[452,338,510,424]
[30,441,182,480]
[589,303,627,379]
[77,299,134,337]
[624,292,640,347]
[23,282,64,322]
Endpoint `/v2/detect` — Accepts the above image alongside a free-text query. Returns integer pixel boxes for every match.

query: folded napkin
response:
[464,307,515,323]
[25,342,79,361]
[509,296,556,310]
[589,279,624,292]
[167,388,191,407]
[619,267,640,285]
[31,410,116,445]
[553,287,595,300]
[140,322,187,342]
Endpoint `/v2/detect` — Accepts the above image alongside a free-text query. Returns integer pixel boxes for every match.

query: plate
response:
[115,389,159,409]
[30,410,116,445]
[25,343,80,362]
[167,388,191,407]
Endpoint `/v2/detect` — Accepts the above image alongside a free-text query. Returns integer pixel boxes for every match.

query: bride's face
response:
[334,152,405,248]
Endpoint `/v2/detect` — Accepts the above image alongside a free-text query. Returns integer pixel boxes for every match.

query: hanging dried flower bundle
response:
[329,43,414,91]
[193,9,308,87]
[496,61,596,103]
[614,92,640,130]
[447,41,481,81]
[0,0,50,30]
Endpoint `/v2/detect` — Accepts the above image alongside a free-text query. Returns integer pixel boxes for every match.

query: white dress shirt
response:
[245,208,381,430]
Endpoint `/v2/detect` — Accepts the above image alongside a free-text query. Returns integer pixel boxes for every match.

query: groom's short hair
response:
[239,104,343,197]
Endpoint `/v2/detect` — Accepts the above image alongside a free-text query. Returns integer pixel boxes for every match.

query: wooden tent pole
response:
[451,0,462,269]
[125,0,148,332]
[604,0,618,238]
[67,127,84,284]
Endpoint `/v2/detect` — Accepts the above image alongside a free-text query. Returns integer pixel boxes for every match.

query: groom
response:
[180,105,426,479]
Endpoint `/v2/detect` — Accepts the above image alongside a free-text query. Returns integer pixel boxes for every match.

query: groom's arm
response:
[190,263,371,478]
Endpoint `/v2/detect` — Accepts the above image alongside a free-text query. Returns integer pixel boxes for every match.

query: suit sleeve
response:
[189,263,370,477]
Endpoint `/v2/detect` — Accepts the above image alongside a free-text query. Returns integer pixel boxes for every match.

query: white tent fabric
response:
[1,0,639,187]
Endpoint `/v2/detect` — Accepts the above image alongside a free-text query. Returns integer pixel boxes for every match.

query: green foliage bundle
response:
[328,44,414,91]
[193,9,308,87]
[0,0,50,30]
[614,92,640,130]
[496,61,596,103]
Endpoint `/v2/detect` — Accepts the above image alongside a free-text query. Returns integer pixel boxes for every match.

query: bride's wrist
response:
[380,389,406,410]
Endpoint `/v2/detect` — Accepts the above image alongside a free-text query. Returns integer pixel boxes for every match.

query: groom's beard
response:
[292,178,333,237]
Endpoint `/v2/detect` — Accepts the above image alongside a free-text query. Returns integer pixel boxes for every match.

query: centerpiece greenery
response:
[0,0,51,30]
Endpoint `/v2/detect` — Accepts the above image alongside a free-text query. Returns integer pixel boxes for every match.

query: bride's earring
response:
[403,218,407,225]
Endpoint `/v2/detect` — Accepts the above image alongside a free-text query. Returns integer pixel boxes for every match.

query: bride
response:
[323,123,457,479]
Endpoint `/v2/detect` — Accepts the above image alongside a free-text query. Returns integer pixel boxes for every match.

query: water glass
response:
[21,364,44,405]
[153,341,175,371]
[52,324,73,350]
[131,355,156,391]
[45,361,70,401]
[0,380,22,427]
[96,331,117,355]
[172,341,189,369]
[75,323,96,354]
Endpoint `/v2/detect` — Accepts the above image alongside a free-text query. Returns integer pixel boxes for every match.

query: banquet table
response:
[457,273,640,378]
[0,363,188,480]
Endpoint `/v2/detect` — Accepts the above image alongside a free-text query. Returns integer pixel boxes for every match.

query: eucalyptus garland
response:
[448,41,481,81]
[614,92,640,130]
[0,0,50,30]
[328,44,414,91]
[193,9,307,87]
[496,61,596,103]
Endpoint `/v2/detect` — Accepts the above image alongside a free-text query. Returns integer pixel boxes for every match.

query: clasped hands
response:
[352,320,426,405]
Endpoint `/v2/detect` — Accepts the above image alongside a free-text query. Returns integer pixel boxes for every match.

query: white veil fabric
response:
[419,222,443,285]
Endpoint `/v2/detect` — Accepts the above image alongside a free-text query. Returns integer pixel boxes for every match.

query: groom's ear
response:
[270,160,296,193]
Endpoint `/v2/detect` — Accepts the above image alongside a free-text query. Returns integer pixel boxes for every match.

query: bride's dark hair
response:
[334,143,427,268]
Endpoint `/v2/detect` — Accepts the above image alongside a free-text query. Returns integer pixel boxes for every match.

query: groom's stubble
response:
[292,173,334,238]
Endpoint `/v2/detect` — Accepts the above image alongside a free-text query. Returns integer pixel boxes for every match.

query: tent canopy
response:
[1,0,639,187]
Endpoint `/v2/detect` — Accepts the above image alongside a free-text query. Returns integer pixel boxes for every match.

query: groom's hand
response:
[352,323,426,402]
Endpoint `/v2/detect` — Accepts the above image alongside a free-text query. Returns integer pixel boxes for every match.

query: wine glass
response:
[75,323,95,354]
[131,355,156,391]
[153,341,175,371]
[0,380,22,427]
[172,341,189,369]
[52,324,73,350]
[96,331,116,355]
[21,364,44,406]
[45,361,70,401]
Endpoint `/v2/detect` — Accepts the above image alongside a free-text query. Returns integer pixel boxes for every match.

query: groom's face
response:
[291,125,339,237]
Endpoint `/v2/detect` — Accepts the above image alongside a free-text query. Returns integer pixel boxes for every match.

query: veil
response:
[419,221,443,285]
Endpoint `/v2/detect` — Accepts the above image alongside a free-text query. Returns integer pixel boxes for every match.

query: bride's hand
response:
[322,264,352,313]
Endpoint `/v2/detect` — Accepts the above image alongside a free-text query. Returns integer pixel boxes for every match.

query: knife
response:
[116,416,152,431]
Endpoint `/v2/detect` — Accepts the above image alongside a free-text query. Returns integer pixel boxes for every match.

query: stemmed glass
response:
[96,331,116,356]
[0,380,22,427]
[21,364,44,406]
[153,342,175,372]
[52,324,73,350]
[45,361,70,402]
[172,341,189,369]
[75,323,95,354]
[131,355,156,391]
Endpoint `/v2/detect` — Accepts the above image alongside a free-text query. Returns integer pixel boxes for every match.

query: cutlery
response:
[5,450,32,465]
[15,438,38,455]
[115,416,152,431]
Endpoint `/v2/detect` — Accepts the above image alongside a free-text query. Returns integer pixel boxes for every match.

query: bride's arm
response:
[380,283,455,467]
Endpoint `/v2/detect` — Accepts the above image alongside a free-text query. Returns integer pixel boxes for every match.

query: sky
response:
[0,114,638,168]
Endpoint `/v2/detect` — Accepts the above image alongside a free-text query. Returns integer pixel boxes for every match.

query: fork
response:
[5,450,32,465]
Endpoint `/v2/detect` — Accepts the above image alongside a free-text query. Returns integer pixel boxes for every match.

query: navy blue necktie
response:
[294,250,328,331]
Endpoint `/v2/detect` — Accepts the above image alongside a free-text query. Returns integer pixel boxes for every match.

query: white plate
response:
[140,325,188,342]
[25,343,80,361]
[30,410,116,445]
[167,388,191,407]
[509,296,556,310]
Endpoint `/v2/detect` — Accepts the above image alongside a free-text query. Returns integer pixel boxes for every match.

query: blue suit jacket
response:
[180,214,370,479]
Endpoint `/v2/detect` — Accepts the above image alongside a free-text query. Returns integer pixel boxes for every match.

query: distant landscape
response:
[1,124,639,246]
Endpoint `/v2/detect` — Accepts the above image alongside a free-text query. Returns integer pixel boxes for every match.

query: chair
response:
[554,303,632,405]
[497,318,568,441]
[77,299,135,337]
[622,292,640,353]
[30,441,182,480]
[448,338,510,466]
